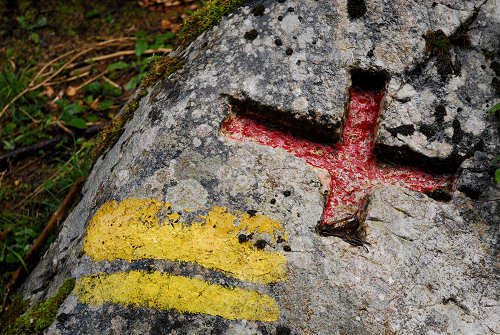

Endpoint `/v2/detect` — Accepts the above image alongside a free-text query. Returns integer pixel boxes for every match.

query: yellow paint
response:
[84,198,287,284]
[239,213,285,240]
[75,271,279,321]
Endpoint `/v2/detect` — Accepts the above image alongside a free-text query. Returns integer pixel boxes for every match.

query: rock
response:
[20,0,499,334]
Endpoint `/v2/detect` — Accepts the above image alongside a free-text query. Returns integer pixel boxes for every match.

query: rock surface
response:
[20,0,499,334]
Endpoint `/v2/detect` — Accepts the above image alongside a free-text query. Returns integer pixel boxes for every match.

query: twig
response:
[1,49,93,119]
[0,136,65,166]
[102,76,121,89]
[5,177,85,296]
[29,49,76,87]
[18,107,39,123]
[93,36,136,43]
[85,48,171,63]
[74,70,108,91]
[32,37,135,82]
[43,71,90,86]
[55,121,73,135]
[0,38,140,120]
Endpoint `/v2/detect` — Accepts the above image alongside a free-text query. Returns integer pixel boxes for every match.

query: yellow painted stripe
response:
[75,271,279,321]
[83,198,287,284]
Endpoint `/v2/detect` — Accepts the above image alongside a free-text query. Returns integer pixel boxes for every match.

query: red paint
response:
[222,89,451,225]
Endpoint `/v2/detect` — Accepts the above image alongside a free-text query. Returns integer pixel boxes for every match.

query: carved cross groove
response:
[222,78,451,246]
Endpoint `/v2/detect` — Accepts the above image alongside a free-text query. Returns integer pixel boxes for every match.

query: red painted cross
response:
[222,88,451,244]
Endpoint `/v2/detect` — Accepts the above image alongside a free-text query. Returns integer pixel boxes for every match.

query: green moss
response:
[0,296,29,335]
[91,89,148,162]
[176,0,244,48]
[2,278,75,335]
[141,56,182,89]
[483,49,495,61]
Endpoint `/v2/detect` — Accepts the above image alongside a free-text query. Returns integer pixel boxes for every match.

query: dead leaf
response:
[55,121,73,135]
[89,97,100,111]
[66,86,78,97]
[8,59,16,72]
[161,19,172,30]
[42,86,55,97]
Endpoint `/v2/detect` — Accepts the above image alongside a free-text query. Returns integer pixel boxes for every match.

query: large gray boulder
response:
[22,0,499,334]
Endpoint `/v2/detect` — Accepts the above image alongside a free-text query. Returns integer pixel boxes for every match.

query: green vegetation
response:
[91,88,146,161]
[176,0,244,48]
[0,278,75,335]
[140,56,183,89]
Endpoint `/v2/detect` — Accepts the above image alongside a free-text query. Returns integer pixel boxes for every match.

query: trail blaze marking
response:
[75,271,279,321]
[83,198,286,284]
[222,89,451,232]
[76,198,286,321]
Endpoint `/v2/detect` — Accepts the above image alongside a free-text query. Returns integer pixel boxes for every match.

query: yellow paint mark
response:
[84,198,287,284]
[75,271,279,321]
[239,213,286,242]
